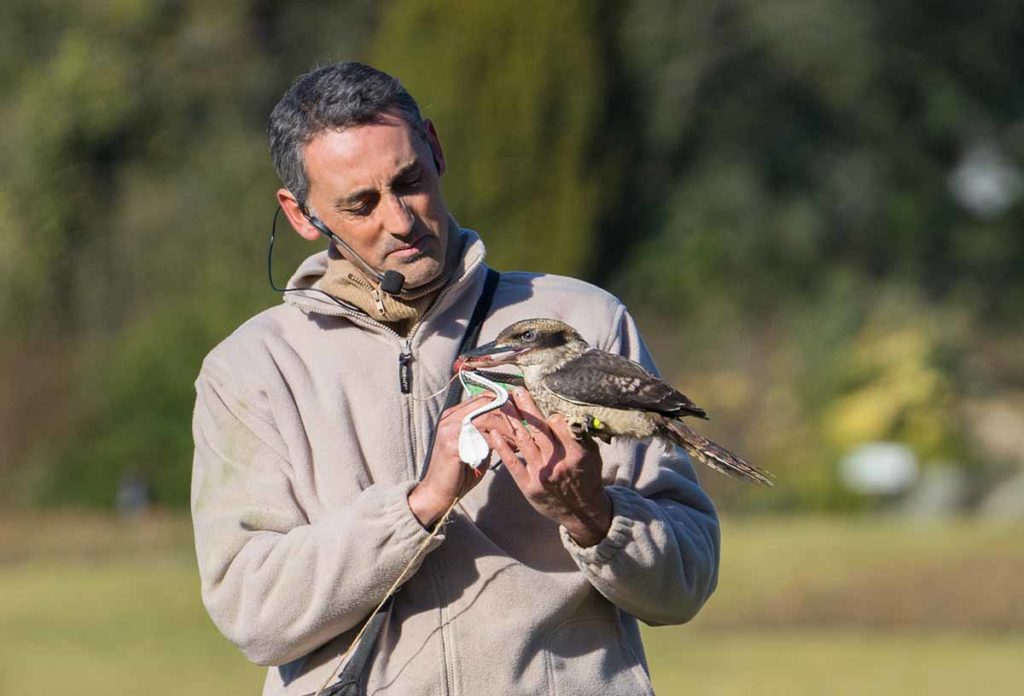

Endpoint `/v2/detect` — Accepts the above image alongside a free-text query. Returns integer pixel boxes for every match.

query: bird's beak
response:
[457,340,526,370]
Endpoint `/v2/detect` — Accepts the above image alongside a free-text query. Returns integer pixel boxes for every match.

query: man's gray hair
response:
[267,62,426,207]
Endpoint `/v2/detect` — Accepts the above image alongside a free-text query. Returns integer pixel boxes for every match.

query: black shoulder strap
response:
[444,267,501,411]
[422,266,500,471]
[327,267,500,695]
[324,595,394,695]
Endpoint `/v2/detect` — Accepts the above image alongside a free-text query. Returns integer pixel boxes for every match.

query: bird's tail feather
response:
[660,419,774,486]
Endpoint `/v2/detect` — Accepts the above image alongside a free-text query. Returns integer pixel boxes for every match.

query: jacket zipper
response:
[285,258,484,696]
[345,271,391,320]
[397,271,474,473]
[399,338,418,480]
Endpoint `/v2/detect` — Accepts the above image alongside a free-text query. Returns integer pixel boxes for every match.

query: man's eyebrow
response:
[333,188,376,211]
[390,160,423,183]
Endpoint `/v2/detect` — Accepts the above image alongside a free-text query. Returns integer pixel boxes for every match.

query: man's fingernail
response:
[515,388,527,397]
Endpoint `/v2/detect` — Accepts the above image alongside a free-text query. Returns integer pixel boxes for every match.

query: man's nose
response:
[381,192,415,237]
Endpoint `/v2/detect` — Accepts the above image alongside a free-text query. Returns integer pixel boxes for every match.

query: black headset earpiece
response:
[303,211,336,242]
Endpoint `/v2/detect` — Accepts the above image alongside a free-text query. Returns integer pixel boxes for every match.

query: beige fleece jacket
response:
[191,229,720,695]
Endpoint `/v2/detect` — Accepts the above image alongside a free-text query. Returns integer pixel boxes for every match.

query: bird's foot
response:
[569,414,612,443]
[568,416,592,440]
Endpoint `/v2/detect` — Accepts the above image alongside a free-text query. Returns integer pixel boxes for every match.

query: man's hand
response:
[487,389,612,547]
[408,393,516,527]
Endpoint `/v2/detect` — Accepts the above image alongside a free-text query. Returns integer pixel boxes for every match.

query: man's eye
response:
[348,202,374,217]
[394,174,423,192]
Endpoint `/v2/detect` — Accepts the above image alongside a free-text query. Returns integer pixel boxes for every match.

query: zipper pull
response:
[371,287,388,319]
[398,344,413,394]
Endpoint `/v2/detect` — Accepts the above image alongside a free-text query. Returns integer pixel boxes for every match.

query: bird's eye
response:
[521,330,536,342]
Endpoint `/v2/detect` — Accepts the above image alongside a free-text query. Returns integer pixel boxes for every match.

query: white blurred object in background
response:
[948,140,1023,219]
[839,441,919,495]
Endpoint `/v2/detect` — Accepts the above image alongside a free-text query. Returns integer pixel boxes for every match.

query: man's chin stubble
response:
[389,254,444,287]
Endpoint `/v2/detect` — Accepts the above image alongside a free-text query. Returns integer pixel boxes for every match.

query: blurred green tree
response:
[0,0,376,506]
[2,0,1022,510]
[367,0,609,277]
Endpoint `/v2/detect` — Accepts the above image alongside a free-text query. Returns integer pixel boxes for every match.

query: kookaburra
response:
[457,318,773,486]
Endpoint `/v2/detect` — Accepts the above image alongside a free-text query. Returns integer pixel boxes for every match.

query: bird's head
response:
[456,318,588,371]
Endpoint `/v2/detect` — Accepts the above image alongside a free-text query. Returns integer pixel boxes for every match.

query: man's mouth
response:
[389,235,432,258]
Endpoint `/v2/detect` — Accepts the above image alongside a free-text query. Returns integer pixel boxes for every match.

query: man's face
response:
[300,112,450,288]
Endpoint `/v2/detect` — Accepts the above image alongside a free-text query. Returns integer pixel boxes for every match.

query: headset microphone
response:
[379,270,405,295]
[303,212,406,295]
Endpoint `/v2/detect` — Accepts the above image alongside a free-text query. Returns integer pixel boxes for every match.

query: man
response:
[192,62,719,696]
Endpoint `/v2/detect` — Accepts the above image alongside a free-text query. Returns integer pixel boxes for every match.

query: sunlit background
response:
[2,1,1023,694]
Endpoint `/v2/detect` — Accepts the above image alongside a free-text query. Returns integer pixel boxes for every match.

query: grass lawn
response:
[642,628,1024,695]
[1,513,1021,694]
[0,558,262,694]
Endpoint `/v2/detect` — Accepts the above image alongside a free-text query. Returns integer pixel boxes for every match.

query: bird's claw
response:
[569,418,590,440]
[569,414,612,443]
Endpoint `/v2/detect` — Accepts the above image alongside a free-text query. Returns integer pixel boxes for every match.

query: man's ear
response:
[277,189,322,242]
[423,119,446,176]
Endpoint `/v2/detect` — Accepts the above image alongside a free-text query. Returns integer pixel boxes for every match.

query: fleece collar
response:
[283,223,487,330]
[315,227,466,334]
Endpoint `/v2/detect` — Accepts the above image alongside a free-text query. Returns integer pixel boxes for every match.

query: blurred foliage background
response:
[3,2,1024,695]
[2,0,1024,517]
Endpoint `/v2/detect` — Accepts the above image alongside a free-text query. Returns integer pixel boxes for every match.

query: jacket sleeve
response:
[190,356,444,666]
[558,305,721,625]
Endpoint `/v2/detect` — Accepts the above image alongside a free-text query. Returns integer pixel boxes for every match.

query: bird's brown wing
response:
[542,350,707,419]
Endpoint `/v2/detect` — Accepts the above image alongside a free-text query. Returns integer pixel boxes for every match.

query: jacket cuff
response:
[558,485,639,568]
[379,481,448,554]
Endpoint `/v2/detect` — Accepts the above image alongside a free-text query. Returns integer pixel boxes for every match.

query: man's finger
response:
[546,413,577,445]
[509,412,540,450]
[507,412,544,473]
[510,389,550,435]
[546,414,594,463]
[473,409,516,442]
[441,393,494,421]
[488,431,529,488]
[546,413,595,453]
[497,399,524,422]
